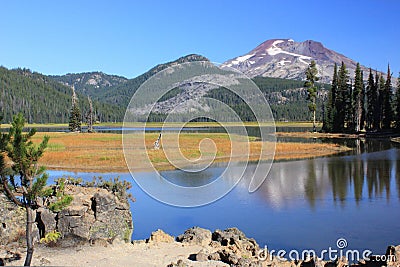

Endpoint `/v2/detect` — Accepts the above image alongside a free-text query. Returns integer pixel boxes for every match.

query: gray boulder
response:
[176,226,212,246]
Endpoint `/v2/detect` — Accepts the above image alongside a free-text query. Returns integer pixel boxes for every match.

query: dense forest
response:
[323,62,400,133]
[0,63,331,124]
[3,53,399,126]
[0,67,124,123]
[203,77,328,122]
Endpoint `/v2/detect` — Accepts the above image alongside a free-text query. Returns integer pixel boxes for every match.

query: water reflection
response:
[249,148,399,209]
[157,141,399,209]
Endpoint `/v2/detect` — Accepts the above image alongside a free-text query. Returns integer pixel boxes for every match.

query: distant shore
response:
[1,121,316,129]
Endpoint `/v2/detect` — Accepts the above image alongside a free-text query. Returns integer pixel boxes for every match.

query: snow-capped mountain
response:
[222,39,373,82]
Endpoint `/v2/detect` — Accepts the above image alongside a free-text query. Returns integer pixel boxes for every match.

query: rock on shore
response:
[4,226,400,267]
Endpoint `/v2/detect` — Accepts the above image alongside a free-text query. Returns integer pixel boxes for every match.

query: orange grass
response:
[31,132,351,172]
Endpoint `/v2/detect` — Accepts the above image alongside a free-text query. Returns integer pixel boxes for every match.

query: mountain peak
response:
[222,38,372,82]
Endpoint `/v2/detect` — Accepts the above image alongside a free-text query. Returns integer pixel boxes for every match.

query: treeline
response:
[323,62,400,133]
[0,67,124,123]
[201,77,328,122]
[257,77,328,122]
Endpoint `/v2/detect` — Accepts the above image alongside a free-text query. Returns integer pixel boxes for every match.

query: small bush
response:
[48,195,73,212]
[40,230,62,244]
[84,176,135,202]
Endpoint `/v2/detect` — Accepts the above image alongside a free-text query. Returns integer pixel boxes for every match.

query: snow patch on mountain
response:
[266,40,311,64]
[231,54,255,65]
[221,38,377,82]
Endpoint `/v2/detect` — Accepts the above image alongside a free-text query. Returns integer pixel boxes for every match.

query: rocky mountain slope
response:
[222,39,376,82]
[50,72,128,97]
[81,54,210,106]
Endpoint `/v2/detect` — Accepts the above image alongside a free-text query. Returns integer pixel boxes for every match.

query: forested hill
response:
[0,67,124,123]
[92,54,210,106]
[48,54,329,122]
[204,77,328,122]
[50,72,128,98]
[48,54,209,108]
[252,77,328,121]
[0,54,329,123]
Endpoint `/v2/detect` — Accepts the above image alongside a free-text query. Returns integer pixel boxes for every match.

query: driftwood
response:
[153,133,161,150]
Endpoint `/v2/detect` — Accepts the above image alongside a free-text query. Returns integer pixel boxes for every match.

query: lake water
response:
[47,138,400,257]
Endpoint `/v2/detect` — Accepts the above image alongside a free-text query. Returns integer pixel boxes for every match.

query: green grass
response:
[99,156,117,161]
[89,136,121,141]
[46,143,66,151]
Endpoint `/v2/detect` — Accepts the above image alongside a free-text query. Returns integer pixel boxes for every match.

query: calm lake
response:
[47,138,400,256]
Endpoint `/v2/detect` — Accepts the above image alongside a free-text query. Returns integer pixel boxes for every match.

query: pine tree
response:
[335,62,349,132]
[323,63,337,132]
[382,65,393,129]
[347,79,354,130]
[0,113,49,266]
[374,72,382,131]
[366,69,376,130]
[353,63,363,132]
[0,114,72,266]
[68,86,81,132]
[304,60,319,132]
[360,70,366,130]
[395,73,400,131]
[377,74,386,130]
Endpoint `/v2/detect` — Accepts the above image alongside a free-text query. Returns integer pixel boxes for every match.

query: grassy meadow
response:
[29,131,351,172]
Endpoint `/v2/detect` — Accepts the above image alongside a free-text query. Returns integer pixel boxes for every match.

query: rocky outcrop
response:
[176,227,400,267]
[2,223,400,267]
[0,185,133,249]
[0,194,25,246]
[176,227,212,246]
[181,227,264,266]
[51,185,133,245]
[147,229,175,244]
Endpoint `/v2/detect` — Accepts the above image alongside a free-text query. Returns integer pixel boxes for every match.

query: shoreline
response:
[6,227,399,267]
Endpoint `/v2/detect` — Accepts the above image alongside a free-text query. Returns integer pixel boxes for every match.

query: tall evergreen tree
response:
[366,69,376,130]
[395,73,400,131]
[374,72,382,130]
[382,65,393,129]
[353,63,364,132]
[377,74,386,130]
[334,62,349,132]
[323,64,338,132]
[304,60,319,132]
[347,79,354,130]
[360,70,366,130]
[69,86,82,132]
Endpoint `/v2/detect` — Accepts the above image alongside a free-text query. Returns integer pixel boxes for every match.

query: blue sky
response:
[1,0,399,78]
